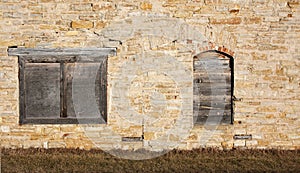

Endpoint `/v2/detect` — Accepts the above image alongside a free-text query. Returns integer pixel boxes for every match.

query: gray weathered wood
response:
[193,110,231,116]
[21,118,105,124]
[24,63,61,118]
[15,48,111,124]
[193,95,231,101]
[233,134,252,140]
[18,55,108,63]
[65,62,107,122]
[61,63,67,118]
[193,115,232,124]
[193,89,231,96]
[122,137,143,142]
[19,58,25,124]
[65,63,75,118]
[193,50,233,124]
[8,47,117,56]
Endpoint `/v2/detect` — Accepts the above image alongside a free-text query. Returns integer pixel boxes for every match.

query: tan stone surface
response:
[0,0,299,151]
[71,21,93,29]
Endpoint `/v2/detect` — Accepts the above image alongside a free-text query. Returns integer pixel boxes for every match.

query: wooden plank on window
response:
[194,90,231,96]
[61,63,67,118]
[24,63,61,118]
[65,61,106,122]
[193,95,231,102]
[193,110,232,116]
[193,68,231,73]
[193,62,230,68]
[21,55,76,63]
[193,101,231,110]
[193,114,231,124]
[194,79,231,88]
[194,79,231,84]
[194,73,231,79]
[65,63,75,117]
[21,118,105,124]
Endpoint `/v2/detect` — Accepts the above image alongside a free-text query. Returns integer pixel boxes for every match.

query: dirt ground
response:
[1,148,300,173]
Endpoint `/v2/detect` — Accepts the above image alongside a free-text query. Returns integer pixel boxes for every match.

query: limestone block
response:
[144,132,155,140]
[140,2,152,10]
[246,140,258,147]
[48,141,66,148]
[95,21,106,29]
[93,3,113,11]
[233,140,245,148]
[221,141,233,150]
[1,125,10,132]
[65,31,79,36]
[210,17,242,25]
[71,21,93,29]
[71,3,92,11]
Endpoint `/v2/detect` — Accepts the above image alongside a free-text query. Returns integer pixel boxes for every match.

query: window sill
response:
[20,118,106,125]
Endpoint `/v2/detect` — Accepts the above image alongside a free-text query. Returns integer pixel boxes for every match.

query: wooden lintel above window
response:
[8,47,117,57]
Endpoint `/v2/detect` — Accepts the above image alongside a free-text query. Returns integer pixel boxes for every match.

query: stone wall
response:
[0,0,299,151]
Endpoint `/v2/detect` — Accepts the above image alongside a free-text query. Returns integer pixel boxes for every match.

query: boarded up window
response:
[25,63,61,119]
[8,48,116,124]
[193,51,234,124]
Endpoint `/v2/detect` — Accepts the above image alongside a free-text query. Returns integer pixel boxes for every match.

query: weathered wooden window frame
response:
[8,48,116,124]
[193,50,234,125]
